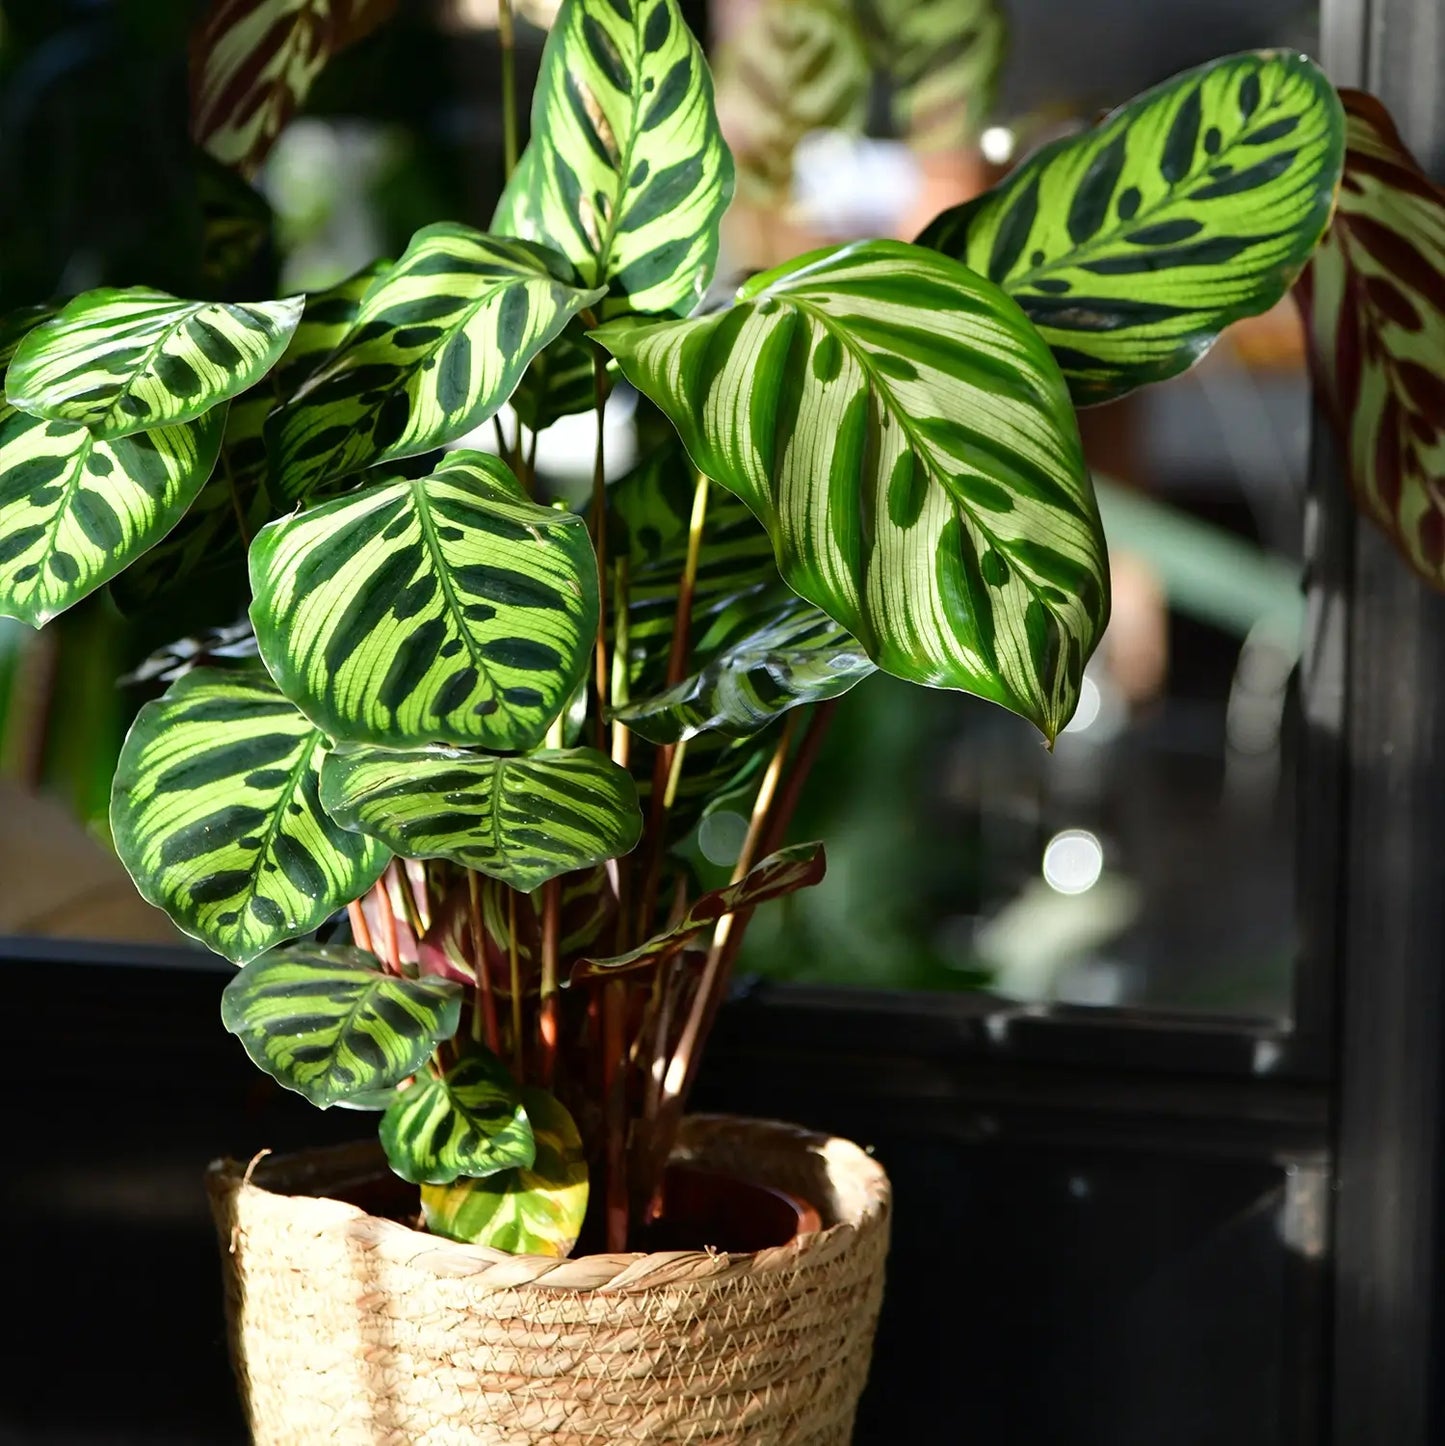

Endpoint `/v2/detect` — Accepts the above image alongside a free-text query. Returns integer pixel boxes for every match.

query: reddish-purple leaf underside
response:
[1296,88,1445,585]
[570,842,826,981]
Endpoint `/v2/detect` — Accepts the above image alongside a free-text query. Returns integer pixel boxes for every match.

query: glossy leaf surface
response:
[380,1050,535,1185]
[616,594,873,742]
[421,1088,588,1255]
[593,240,1107,741]
[0,402,224,627]
[918,50,1344,404]
[858,0,1005,152]
[1295,90,1445,587]
[6,288,302,438]
[494,0,733,316]
[268,227,602,500]
[110,667,388,962]
[249,451,599,750]
[221,944,461,1106]
[190,0,398,176]
[320,744,643,892]
[573,841,825,978]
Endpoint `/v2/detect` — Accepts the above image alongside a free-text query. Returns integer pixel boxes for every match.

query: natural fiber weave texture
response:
[207,1115,890,1445]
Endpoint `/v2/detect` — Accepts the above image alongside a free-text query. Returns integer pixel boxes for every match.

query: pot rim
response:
[207,1113,890,1294]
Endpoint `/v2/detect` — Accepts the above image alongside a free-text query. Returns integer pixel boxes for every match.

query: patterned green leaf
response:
[1295,89,1445,587]
[190,0,398,177]
[592,240,1107,741]
[112,263,390,612]
[249,450,599,750]
[268,226,602,501]
[917,50,1344,405]
[6,288,303,438]
[220,943,462,1107]
[320,744,643,892]
[421,1088,588,1255]
[616,594,874,743]
[573,841,825,978]
[109,666,389,962]
[858,0,1005,152]
[713,0,869,206]
[380,1049,535,1185]
[0,402,225,628]
[493,0,734,317]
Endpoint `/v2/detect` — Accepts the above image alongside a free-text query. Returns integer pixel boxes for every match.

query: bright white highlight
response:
[1042,829,1104,895]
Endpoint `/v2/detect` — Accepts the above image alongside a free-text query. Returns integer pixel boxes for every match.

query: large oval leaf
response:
[6,288,302,438]
[320,744,643,893]
[1295,90,1445,588]
[421,1088,588,1255]
[493,0,733,317]
[592,240,1107,741]
[917,50,1344,405]
[110,666,389,963]
[249,450,599,750]
[221,943,461,1107]
[615,594,874,743]
[0,403,225,628]
[380,1050,535,1185]
[858,0,1005,152]
[268,226,603,501]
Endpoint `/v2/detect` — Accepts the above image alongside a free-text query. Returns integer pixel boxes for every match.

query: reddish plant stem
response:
[347,900,374,954]
[372,878,401,972]
[539,879,560,1087]
[634,471,710,942]
[467,871,501,1053]
[602,977,628,1251]
[507,890,524,1080]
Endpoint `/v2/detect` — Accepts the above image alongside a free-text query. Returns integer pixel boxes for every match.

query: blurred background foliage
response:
[0,0,1315,1020]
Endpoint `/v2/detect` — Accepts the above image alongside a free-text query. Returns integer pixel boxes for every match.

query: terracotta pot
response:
[207,1114,891,1445]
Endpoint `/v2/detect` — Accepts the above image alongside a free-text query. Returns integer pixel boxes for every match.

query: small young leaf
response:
[573,841,826,979]
[221,944,461,1107]
[321,744,644,893]
[267,226,603,501]
[1295,89,1445,589]
[110,666,389,963]
[6,288,303,438]
[592,239,1108,743]
[421,1088,588,1255]
[0,403,225,628]
[918,50,1344,405]
[615,592,874,743]
[380,1050,535,1186]
[494,0,734,317]
[249,450,599,751]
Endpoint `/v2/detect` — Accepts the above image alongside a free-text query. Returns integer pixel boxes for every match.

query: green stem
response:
[590,351,610,752]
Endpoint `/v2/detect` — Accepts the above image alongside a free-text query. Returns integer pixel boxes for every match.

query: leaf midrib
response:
[782,292,1063,633]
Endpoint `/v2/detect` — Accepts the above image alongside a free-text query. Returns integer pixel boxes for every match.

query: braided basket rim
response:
[206,1113,890,1295]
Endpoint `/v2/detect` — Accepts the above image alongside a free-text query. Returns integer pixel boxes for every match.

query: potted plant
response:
[1,0,1439,1437]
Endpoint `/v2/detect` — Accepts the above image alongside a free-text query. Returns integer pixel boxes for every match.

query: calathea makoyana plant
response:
[6,0,1435,1255]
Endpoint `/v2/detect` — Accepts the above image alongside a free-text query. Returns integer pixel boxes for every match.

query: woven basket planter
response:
[206,1114,891,1445]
